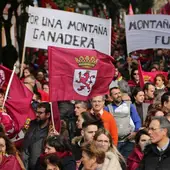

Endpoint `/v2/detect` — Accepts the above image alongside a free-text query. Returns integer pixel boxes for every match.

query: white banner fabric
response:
[25,6,112,55]
[125,14,170,54]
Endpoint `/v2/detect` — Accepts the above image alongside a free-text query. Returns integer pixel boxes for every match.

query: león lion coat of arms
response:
[73,69,97,96]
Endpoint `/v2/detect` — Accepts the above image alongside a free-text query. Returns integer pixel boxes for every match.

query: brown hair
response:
[0,124,5,135]
[94,128,113,149]
[44,154,61,169]
[154,74,167,86]
[81,142,105,164]
[0,133,17,155]
[93,128,125,163]
[144,108,165,128]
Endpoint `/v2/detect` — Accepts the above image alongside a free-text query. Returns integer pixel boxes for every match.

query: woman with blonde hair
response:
[93,128,126,170]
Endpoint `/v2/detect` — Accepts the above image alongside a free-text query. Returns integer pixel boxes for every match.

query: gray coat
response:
[22,120,49,170]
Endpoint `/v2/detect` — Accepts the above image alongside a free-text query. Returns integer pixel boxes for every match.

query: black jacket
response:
[22,120,49,170]
[61,155,76,170]
[23,120,49,149]
[71,137,84,161]
[138,143,170,170]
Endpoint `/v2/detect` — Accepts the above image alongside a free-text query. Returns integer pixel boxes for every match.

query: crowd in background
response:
[0,26,170,170]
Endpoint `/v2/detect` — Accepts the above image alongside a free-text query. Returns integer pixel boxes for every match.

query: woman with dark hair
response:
[132,87,149,125]
[23,67,31,78]
[144,108,165,128]
[44,154,61,170]
[127,129,150,170]
[0,133,25,170]
[36,69,47,86]
[35,135,76,170]
[42,83,49,94]
[21,67,33,81]
[128,69,139,89]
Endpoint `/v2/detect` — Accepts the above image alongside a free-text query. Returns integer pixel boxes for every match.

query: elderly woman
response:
[93,128,125,170]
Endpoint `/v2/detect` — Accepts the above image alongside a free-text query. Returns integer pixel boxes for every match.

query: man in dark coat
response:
[22,102,51,170]
[138,116,170,170]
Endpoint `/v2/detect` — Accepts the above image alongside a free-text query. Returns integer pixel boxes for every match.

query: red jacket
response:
[127,146,143,170]
[38,89,49,101]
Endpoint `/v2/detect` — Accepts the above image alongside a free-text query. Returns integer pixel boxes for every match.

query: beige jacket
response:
[82,151,122,170]
[101,151,122,170]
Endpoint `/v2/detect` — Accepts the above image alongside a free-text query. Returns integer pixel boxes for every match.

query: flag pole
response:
[109,18,112,55]
[126,4,134,75]
[124,13,131,75]
[49,102,56,131]
[20,23,27,78]
[2,65,17,110]
[20,46,26,78]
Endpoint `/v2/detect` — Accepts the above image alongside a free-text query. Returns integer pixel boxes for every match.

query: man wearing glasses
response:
[91,95,118,146]
[22,102,51,170]
[139,116,170,170]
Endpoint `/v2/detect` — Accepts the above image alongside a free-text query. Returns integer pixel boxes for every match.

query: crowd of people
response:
[0,25,170,170]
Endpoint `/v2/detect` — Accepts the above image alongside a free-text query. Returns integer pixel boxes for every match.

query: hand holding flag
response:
[0,65,35,137]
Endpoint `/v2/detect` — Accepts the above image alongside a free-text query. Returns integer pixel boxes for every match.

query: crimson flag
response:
[51,101,61,132]
[129,4,134,15]
[0,155,22,170]
[41,0,58,9]
[138,61,168,88]
[0,65,35,136]
[48,47,115,101]
[161,2,170,15]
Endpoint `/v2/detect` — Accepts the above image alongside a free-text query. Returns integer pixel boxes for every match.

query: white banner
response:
[125,14,170,54]
[25,6,112,55]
